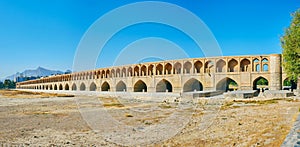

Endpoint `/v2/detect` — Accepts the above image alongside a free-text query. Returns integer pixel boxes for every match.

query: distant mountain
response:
[5,67,70,81]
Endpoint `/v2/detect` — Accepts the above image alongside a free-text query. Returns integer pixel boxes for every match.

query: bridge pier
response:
[269,54,282,90]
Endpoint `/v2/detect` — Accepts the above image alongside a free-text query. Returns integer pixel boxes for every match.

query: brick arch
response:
[216,77,238,91]
[164,63,172,75]
[72,83,77,91]
[101,81,110,91]
[65,83,70,90]
[121,67,126,77]
[89,82,97,91]
[183,78,203,92]
[116,68,121,77]
[127,67,133,77]
[194,60,203,73]
[111,69,115,78]
[80,83,86,91]
[148,64,154,76]
[156,79,173,92]
[134,80,147,92]
[156,64,163,75]
[106,69,110,78]
[173,62,182,74]
[116,80,127,92]
[240,58,251,72]
[141,65,147,76]
[228,59,238,72]
[216,59,226,73]
[59,84,63,90]
[183,61,192,74]
[252,76,269,90]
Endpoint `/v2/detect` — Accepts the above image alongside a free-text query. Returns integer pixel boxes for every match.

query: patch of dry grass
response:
[221,98,299,111]
[0,90,74,98]
[23,111,68,117]
[99,97,124,108]
[158,103,172,109]
[233,99,278,105]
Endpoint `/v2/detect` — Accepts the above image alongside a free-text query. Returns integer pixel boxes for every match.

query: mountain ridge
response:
[5,67,71,81]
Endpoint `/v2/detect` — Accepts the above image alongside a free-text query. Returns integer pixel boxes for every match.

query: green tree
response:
[3,79,16,89]
[0,82,3,89]
[257,78,268,85]
[281,9,300,82]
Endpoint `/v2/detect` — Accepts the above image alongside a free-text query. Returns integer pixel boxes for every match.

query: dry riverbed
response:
[0,90,299,146]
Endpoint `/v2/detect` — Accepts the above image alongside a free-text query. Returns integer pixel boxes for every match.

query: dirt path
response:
[0,90,299,146]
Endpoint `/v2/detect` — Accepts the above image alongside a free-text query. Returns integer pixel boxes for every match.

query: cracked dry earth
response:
[0,91,299,146]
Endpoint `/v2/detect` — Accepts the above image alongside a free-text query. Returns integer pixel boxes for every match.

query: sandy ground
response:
[0,90,299,146]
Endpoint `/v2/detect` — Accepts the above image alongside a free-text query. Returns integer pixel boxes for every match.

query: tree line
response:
[0,79,16,89]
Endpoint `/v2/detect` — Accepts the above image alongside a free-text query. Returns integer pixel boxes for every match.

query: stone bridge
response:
[17,54,288,93]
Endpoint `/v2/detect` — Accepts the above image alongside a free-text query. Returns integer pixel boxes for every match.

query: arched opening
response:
[148,65,154,76]
[134,80,147,92]
[111,69,115,78]
[141,65,147,76]
[183,61,192,74]
[262,58,268,63]
[101,70,105,78]
[183,78,203,92]
[263,64,269,72]
[116,81,127,92]
[216,59,226,72]
[156,64,163,75]
[228,59,238,72]
[121,68,126,77]
[194,61,202,73]
[134,66,139,76]
[164,63,172,75]
[240,59,250,72]
[204,61,214,73]
[128,67,133,77]
[54,84,58,90]
[97,71,101,79]
[72,84,77,91]
[65,84,69,90]
[174,62,182,74]
[256,64,260,72]
[101,82,110,91]
[253,59,260,72]
[106,70,110,78]
[50,85,53,90]
[90,82,97,91]
[59,84,63,90]
[216,78,238,92]
[283,78,297,91]
[156,79,173,92]
[116,68,120,77]
[253,77,269,92]
[80,83,86,91]
[46,85,49,90]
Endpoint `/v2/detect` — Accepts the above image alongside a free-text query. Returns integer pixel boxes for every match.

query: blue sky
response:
[0,0,299,79]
